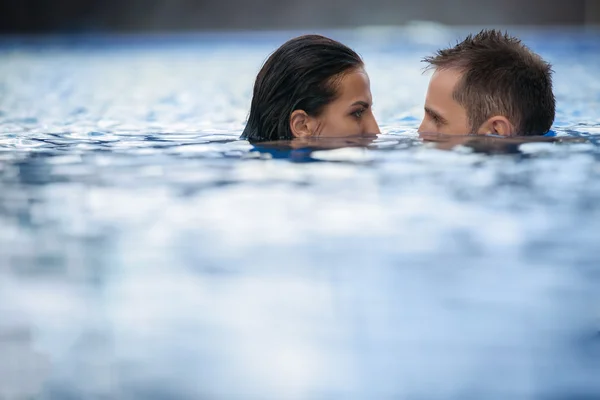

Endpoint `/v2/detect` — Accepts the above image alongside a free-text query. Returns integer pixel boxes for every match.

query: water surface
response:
[1,27,600,399]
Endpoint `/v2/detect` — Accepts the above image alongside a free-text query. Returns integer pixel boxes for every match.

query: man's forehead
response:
[430,68,463,93]
[424,68,468,122]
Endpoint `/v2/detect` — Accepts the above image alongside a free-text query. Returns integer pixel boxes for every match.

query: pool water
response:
[1,27,600,399]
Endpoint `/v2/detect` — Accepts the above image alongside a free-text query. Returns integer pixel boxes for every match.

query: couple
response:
[241,30,555,146]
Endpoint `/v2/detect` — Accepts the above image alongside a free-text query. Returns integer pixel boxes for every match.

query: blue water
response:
[1,27,600,399]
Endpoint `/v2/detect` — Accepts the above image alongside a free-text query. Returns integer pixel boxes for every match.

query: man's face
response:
[418,68,472,135]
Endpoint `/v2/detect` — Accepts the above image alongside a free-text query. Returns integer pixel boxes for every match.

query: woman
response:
[241,35,380,143]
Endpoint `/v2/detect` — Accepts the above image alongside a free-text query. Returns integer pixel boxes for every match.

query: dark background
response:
[1,0,599,33]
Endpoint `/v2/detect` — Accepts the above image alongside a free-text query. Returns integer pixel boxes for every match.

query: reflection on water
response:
[1,29,600,399]
[248,135,404,161]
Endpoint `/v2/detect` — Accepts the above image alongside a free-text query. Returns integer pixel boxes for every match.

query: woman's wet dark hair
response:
[241,35,364,142]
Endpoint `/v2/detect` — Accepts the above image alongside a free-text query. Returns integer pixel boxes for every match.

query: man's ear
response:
[290,110,313,138]
[476,116,515,137]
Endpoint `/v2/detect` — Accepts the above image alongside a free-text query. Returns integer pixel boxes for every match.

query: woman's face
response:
[309,68,380,137]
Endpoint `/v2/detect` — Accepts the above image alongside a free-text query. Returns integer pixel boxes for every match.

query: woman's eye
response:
[352,109,364,118]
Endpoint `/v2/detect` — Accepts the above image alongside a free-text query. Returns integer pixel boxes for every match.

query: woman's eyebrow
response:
[351,101,370,108]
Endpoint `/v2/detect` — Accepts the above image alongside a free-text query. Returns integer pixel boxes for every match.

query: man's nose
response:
[417,118,425,133]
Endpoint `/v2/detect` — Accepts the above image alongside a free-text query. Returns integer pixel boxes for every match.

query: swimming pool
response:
[1,26,599,399]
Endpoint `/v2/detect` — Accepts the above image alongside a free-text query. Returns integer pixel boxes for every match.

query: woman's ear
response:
[477,116,515,137]
[290,110,313,138]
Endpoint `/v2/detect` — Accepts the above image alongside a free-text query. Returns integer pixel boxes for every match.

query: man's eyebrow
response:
[424,106,447,124]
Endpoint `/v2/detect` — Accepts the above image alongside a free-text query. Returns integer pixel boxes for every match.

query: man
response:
[418,29,555,137]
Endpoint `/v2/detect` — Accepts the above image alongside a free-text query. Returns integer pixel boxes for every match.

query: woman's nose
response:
[366,114,380,134]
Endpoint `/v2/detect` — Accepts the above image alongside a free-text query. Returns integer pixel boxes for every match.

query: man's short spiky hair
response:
[423,29,555,136]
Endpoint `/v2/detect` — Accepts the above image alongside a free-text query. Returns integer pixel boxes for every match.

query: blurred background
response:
[1,0,599,33]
